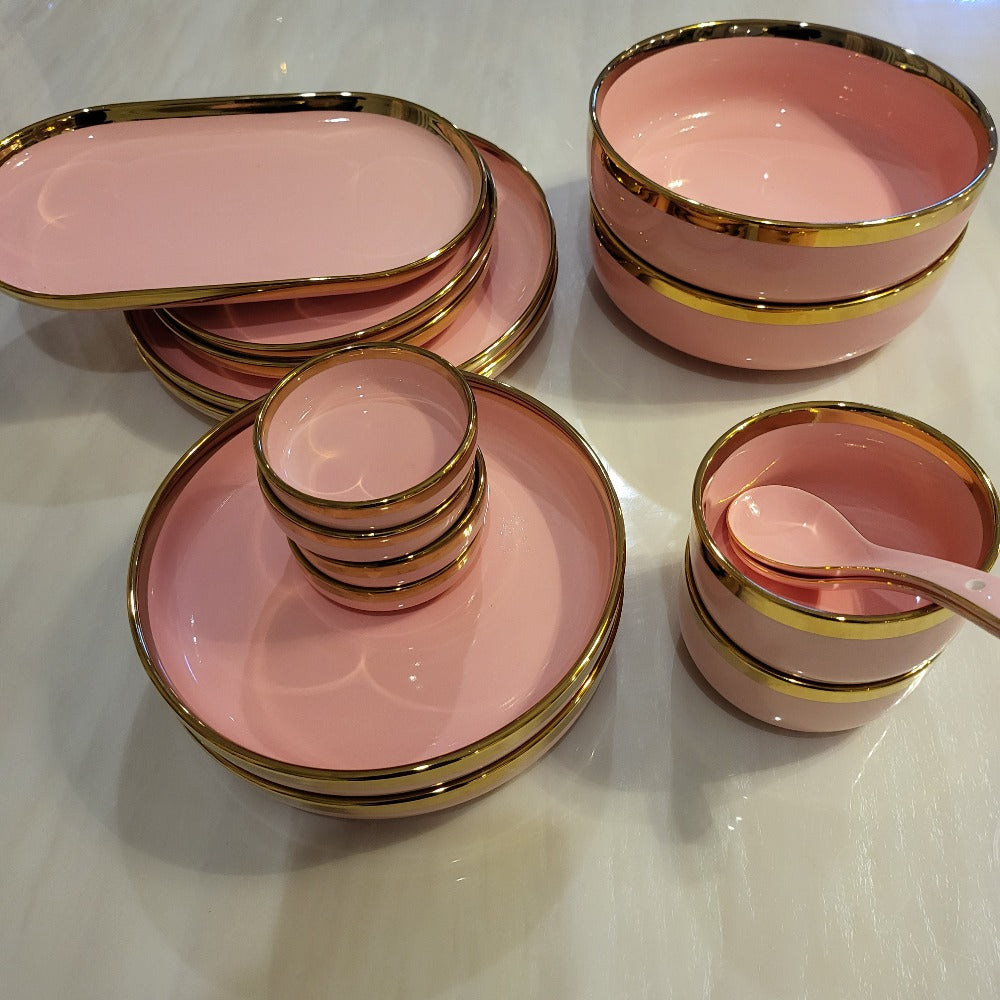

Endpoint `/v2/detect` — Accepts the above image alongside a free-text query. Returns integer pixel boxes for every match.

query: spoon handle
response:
[863,548,1000,638]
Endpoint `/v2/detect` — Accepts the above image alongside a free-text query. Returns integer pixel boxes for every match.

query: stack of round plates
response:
[129,377,625,817]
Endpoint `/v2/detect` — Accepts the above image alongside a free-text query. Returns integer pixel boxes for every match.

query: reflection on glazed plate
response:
[0,94,486,306]
[129,378,624,781]
[126,134,557,403]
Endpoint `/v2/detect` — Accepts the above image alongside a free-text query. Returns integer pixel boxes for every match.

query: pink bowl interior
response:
[264,353,470,502]
[597,35,990,224]
[701,417,994,616]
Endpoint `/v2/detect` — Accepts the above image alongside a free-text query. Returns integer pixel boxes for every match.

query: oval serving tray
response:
[0,92,488,309]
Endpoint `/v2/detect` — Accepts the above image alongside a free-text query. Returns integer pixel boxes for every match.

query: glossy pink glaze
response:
[692,418,994,683]
[678,564,926,732]
[0,111,479,296]
[261,351,473,509]
[260,455,480,563]
[127,140,554,402]
[591,35,989,300]
[589,225,944,370]
[135,383,620,770]
[165,207,492,350]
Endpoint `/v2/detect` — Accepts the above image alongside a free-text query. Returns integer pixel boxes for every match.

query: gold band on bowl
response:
[591,201,964,322]
[0,91,490,309]
[590,20,996,247]
[254,342,478,525]
[691,400,1000,639]
[684,549,934,703]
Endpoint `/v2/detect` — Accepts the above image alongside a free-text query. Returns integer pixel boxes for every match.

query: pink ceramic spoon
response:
[726,484,1000,637]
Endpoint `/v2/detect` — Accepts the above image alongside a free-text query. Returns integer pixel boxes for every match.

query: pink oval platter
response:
[127,377,625,817]
[0,93,488,308]
[126,135,557,407]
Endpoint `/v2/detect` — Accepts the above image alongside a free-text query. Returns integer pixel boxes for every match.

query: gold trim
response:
[684,549,933,702]
[0,91,489,309]
[254,342,477,523]
[591,201,963,322]
[158,167,498,362]
[192,605,616,817]
[127,377,626,795]
[296,450,487,584]
[691,400,1000,638]
[590,20,996,247]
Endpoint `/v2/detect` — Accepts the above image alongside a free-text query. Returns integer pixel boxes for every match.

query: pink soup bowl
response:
[589,21,995,303]
[688,401,1000,690]
[590,204,960,370]
[255,342,477,532]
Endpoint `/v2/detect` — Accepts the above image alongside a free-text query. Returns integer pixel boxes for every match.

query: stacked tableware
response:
[128,373,626,817]
[681,401,1000,732]
[254,343,488,612]
[588,21,996,370]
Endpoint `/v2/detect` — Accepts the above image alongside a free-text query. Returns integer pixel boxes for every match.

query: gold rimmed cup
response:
[255,342,478,532]
[590,201,964,370]
[258,449,483,563]
[689,400,1000,686]
[589,20,995,302]
[295,451,488,589]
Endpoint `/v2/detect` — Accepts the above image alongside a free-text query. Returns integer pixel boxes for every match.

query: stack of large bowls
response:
[588,21,996,370]
[681,401,1000,731]
[0,92,558,415]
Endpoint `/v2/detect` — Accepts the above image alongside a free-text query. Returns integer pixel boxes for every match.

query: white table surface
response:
[2,2,999,997]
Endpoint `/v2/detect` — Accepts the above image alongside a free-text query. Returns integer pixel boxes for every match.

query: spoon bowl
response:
[727,485,1000,638]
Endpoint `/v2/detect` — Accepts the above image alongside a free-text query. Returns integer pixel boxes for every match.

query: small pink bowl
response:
[679,552,930,733]
[690,401,1000,686]
[255,343,477,532]
[296,453,487,589]
[590,21,995,302]
[257,450,481,563]
[591,202,960,370]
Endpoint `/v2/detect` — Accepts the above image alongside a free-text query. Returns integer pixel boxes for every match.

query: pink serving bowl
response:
[590,204,959,370]
[688,401,1000,693]
[589,21,995,303]
[255,343,477,532]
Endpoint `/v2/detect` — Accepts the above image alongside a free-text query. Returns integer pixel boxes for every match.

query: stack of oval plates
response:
[0,91,556,413]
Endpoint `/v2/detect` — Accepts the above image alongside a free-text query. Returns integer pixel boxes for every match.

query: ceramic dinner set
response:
[0,20,996,815]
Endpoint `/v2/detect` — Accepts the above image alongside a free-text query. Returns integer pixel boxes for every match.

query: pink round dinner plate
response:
[0,94,487,307]
[128,377,625,797]
[125,135,557,404]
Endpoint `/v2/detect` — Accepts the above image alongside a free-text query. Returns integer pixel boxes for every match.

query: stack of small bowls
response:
[681,401,1000,732]
[254,342,487,612]
[588,21,996,370]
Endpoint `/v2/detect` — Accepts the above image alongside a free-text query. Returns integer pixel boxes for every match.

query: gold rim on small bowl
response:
[296,450,488,587]
[254,342,478,531]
